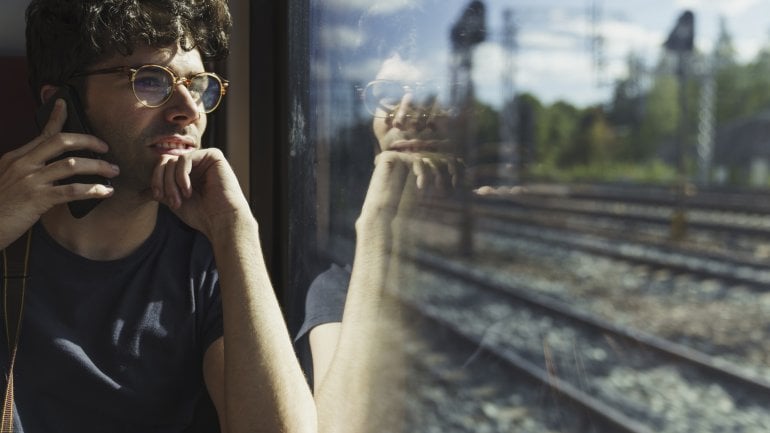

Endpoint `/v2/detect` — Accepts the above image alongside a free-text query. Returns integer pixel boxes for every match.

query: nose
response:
[163,83,202,126]
[391,93,430,131]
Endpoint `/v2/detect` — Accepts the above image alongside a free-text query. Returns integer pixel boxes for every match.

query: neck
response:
[41,197,159,261]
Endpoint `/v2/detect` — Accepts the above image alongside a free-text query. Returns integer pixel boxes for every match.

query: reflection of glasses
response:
[362,80,455,118]
[73,64,229,113]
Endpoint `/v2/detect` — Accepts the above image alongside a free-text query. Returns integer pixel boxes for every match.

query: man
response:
[0,1,315,432]
[296,49,462,432]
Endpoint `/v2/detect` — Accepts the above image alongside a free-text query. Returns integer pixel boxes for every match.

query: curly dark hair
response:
[25,0,231,100]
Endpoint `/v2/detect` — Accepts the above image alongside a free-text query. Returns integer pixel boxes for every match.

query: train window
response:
[287,0,770,431]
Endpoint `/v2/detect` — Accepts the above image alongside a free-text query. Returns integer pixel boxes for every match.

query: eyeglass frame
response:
[71,64,230,113]
[360,79,459,119]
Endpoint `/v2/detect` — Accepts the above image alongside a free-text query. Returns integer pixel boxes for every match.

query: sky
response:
[473,0,770,107]
[312,0,770,111]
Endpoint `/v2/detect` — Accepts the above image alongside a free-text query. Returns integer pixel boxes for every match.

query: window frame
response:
[249,0,317,336]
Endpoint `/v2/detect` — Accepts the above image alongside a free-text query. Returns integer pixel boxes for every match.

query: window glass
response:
[302,1,770,431]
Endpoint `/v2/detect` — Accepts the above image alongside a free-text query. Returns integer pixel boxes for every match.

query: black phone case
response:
[35,86,110,218]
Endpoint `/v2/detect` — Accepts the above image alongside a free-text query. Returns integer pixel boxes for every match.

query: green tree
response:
[471,100,500,148]
[514,93,543,169]
[560,106,616,167]
[538,100,580,169]
[608,51,649,160]
[636,58,679,161]
[712,16,746,124]
[741,47,770,115]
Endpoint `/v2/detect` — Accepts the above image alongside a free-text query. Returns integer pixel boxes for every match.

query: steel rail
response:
[479,213,770,290]
[409,250,770,398]
[423,200,770,289]
[479,195,770,239]
[526,182,770,215]
[399,297,657,433]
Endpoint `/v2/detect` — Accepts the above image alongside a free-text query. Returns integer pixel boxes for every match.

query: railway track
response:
[462,183,770,258]
[401,297,656,433]
[417,183,770,288]
[520,182,770,215]
[396,250,770,433]
[421,205,770,290]
[409,250,770,393]
[479,194,770,240]
[320,182,770,431]
[402,204,770,375]
[399,307,603,433]
[320,225,770,431]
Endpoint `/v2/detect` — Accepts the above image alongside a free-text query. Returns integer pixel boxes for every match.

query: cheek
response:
[86,94,129,130]
[84,81,133,132]
[372,118,389,143]
[198,115,208,134]
[87,107,143,145]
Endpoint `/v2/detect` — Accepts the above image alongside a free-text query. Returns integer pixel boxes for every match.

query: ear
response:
[39,85,60,105]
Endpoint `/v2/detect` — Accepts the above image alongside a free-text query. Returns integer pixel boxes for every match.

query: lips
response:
[148,136,197,156]
[387,138,451,153]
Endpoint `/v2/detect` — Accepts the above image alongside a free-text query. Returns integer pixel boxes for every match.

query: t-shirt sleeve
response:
[199,266,223,353]
[294,263,351,344]
[294,264,350,386]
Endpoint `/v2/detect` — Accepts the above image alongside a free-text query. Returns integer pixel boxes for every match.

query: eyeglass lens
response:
[132,66,223,112]
[364,81,441,117]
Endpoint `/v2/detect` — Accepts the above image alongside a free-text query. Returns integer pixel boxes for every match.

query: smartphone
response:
[35,86,110,218]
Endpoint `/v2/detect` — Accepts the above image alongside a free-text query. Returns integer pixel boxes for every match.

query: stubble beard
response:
[96,128,158,200]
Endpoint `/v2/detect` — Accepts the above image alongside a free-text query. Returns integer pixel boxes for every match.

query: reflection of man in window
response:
[296,45,463,433]
[366,54,459,158]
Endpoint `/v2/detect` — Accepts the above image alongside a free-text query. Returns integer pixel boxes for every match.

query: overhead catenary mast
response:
[589,0,607,86]
[498,8,518,183]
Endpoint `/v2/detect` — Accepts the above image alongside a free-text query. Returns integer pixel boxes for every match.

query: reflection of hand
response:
[0,99,117,249]
[151,148,250,240]
[406,151,462,191]
[357,150,462,229]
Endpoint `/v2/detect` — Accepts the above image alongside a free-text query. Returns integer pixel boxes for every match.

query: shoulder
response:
[295,263,350,342]
[306,263,351,310]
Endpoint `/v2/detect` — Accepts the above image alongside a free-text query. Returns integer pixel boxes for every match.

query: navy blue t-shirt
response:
[295,263,350,388]
[1,206,223,432]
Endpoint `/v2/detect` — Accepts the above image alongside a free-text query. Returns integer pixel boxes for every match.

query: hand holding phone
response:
[35,86,111,218]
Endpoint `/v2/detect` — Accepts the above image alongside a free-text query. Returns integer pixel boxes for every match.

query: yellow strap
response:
[0,231,32,433]
[0,350,16,433]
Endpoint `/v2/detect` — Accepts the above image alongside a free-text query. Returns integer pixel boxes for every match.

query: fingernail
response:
[111,164,120,173]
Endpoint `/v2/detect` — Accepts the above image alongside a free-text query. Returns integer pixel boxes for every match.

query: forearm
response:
[312,155,424,432]
[210,213,317,433]
[313,218,406,433]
